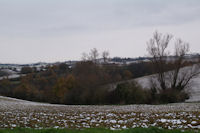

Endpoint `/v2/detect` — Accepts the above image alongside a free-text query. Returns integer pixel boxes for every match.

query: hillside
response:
[106,65,200,102]
[136,66,200,102]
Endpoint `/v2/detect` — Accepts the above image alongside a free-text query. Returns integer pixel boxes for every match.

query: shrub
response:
[159,88,189,103]
[108,82,151,104]
[21,66,33,74]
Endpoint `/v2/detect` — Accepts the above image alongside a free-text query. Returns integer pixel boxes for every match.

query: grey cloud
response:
[0,0,200,63]
[1,0,200,37]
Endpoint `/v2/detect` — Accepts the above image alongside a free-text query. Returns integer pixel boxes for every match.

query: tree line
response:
[0,59,155,104]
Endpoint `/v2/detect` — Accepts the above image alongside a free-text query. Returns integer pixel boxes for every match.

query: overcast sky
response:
[0,0,200,63]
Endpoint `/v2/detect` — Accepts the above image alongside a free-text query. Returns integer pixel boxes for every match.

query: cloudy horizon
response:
[1,0,200,64]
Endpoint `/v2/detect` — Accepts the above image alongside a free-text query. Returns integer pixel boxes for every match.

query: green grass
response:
[0,128,199,133]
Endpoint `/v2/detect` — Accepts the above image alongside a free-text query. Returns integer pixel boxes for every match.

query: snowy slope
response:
[135,69,200,102]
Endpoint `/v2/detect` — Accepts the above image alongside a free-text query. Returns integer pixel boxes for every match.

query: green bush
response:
[21,66,33,74]
[108,82,151,104]
[159,89,189,103]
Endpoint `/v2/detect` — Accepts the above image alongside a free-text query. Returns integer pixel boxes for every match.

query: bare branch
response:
[147,31,199,93]
[102,51,110,63]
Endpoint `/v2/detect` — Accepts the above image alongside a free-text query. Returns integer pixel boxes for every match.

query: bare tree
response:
[89,48,99,64]
[81,52,89,61]
[147,31,200,92]
[147,31,172,90]
[81,48,99,63]
[102,51,110,63]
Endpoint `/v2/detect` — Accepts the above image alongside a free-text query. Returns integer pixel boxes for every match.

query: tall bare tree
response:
[81,52,89,61]
[102,50,110,63]
[147,31,172,90]
[89,48,99,63]
[147,31,200,92]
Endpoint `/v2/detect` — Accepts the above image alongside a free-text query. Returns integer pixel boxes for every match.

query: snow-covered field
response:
[0,96,200,129]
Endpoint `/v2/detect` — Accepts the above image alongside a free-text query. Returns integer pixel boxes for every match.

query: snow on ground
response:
[186,77,200,102]
[0,96,200,129]
[0,74,20,80]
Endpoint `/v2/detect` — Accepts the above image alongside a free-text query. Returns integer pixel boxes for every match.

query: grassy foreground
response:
[0,128,199,133]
